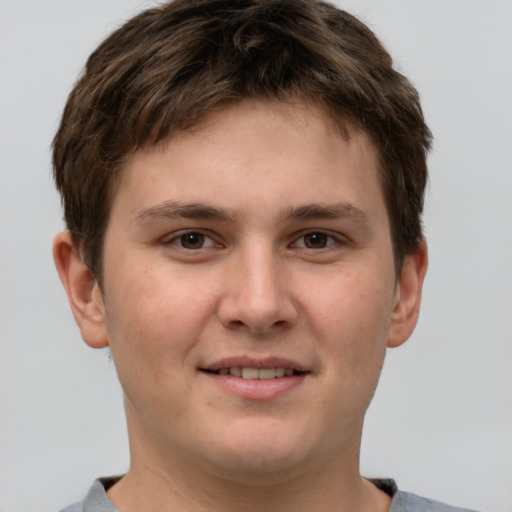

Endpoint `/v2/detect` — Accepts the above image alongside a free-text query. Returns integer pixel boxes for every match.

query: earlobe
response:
[387,240,428,348]
[53,231,109,349]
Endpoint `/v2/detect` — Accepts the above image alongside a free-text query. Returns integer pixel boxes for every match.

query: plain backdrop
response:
[1,1,511,511]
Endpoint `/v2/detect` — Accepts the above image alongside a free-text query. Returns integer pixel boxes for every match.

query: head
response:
[52,0,431,491]
[52,0,431,284]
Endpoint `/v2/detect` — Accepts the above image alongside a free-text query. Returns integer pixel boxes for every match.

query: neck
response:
[107,428,391,512]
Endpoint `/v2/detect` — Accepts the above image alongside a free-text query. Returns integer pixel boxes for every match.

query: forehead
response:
[113,99,386,225]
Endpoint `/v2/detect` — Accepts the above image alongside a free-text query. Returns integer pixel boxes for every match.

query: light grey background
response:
[1,1,511,511]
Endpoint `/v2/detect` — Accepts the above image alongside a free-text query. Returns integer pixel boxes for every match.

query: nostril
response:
[228,318,288,330]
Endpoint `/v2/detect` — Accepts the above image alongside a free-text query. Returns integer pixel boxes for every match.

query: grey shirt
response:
[60,477,479,512]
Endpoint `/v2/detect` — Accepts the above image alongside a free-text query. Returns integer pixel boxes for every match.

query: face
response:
[65,99,424,482]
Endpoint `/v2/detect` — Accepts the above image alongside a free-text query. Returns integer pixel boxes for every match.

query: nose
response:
[217,246,298,334]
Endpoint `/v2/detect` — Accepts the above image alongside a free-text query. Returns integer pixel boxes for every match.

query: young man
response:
[52,1,476,510]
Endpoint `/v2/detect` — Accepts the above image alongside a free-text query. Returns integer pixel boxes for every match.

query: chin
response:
[199,418,315,481]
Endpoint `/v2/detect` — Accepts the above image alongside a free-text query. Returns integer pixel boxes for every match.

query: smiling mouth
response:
[202,367,305,380]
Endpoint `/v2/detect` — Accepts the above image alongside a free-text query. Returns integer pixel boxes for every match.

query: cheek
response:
[305,264,395,372]
[101,257,213,387]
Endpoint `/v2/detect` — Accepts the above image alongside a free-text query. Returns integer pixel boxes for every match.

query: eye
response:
[167,231,217,250]
[292,231,337,249]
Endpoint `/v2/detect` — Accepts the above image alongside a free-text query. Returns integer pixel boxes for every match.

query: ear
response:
[53,231,109,349]
[387,240,428,348]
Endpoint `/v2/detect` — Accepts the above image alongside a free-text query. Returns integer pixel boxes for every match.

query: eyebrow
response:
[285,203,370,224]
[135,201,238,226]
[135,200,370,227]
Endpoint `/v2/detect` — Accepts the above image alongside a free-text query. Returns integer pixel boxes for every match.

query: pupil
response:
[181,233,204,249]
[305,232,327,248]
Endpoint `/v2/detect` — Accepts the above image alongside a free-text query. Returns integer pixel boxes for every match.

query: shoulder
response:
[390,490,480,512]
[59,504,84,512]
[58,477,120,512]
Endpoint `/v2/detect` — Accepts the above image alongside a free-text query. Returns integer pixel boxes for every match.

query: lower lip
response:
[202,372,307,400]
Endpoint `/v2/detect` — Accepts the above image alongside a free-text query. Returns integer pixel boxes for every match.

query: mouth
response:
[199,358,310,399]
[201,367,306,379]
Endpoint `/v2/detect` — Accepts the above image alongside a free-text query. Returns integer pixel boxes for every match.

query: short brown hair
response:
[52,0,432,280]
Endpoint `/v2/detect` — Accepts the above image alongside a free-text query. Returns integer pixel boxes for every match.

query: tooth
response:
[230,367,241,377]
[258,368,276,380]
[275,367,286,377]
[224,366,296,379]
[242,367,259,379]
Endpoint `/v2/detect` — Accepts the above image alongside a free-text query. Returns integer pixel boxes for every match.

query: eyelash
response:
[289,231,340,250]
[164,230,344,251]
[165,231,220,250]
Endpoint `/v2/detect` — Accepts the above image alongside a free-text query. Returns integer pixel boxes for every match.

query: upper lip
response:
[202,356,309,373]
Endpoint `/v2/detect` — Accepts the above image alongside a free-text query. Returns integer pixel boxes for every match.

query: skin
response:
[54,99,427,512]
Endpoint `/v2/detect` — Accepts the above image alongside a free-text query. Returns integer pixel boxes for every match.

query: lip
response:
[199,356,310,400]
[203,356,309,373]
